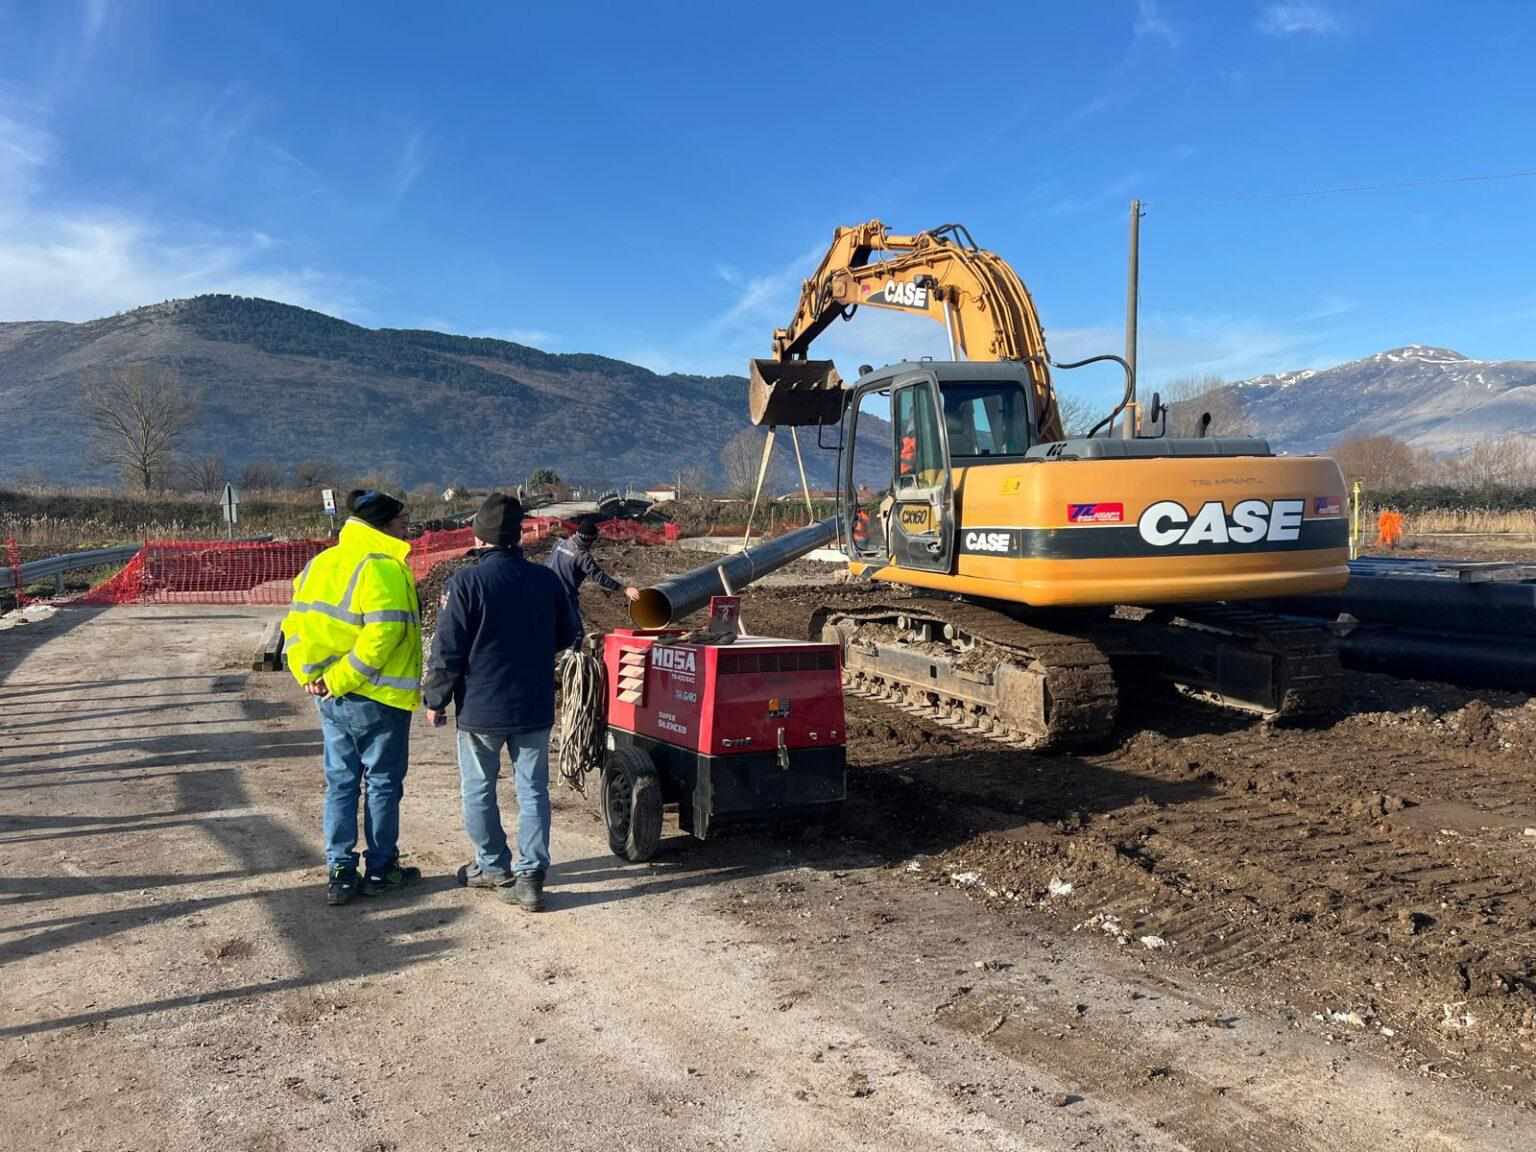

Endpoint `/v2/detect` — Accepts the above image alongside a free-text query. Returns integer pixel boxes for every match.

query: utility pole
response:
[1123,198,1144,439]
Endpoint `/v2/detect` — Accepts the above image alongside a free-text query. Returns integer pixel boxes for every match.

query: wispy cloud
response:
[393,129,426,203]
[1051,171,1144,217]
[706,244,822,338]
[629,241,956,377]
[81,0,111,46]
[0,106,365,323]
[1257,4,1342,36]
[480,326,556,348]
[1302,293,1356,322]
[1134,0,1180,49]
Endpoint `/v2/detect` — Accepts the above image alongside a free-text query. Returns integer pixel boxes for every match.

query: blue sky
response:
[1,0,1532,409]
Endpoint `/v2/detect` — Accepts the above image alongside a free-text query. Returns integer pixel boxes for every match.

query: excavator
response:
[745,220,1350,748]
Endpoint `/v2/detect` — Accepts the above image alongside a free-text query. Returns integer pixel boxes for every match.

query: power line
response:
[1157,166,1536,207]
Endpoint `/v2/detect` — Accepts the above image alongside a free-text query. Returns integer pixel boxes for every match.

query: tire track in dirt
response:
[574,544,1536,1102]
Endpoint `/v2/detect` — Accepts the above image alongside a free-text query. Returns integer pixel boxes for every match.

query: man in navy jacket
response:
[546,518,640,646]
[423,493,579,912]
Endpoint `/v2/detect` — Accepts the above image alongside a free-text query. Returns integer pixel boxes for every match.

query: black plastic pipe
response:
[629,518,840,628]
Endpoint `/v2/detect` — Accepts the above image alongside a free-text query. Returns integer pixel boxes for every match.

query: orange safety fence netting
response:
[68,514,665,606]
[80,538,330,605]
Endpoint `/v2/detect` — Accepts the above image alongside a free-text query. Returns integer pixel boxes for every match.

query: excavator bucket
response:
[748,359,846,427]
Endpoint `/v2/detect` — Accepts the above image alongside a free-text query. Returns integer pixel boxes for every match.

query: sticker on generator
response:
[1067,502,1124,524]
[651,645,697,682]
[1314,496,1342,516]
[767,697,791,719]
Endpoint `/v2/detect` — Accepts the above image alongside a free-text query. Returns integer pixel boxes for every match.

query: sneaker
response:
[327,865,361,906]
[502,873,546,912]
[456,862,514,890]
[362,858,422,897]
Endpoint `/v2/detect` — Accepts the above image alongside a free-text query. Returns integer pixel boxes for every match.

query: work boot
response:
[503,872,546,912]
[362,858,422,897]
[456,862,514,890]
[327,865,361,906]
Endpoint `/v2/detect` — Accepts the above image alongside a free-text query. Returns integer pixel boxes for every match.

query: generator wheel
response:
[602,747,662,862]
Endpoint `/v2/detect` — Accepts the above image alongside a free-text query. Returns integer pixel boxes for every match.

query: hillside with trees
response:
[0,296,797,491]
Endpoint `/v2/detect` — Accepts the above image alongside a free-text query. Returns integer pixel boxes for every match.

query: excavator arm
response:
[749,220,1066,441]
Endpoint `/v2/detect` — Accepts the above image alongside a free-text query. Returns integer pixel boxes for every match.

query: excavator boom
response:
[749,220,1065,440]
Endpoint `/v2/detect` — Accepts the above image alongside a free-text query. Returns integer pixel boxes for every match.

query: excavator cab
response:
[841,362,1035,574]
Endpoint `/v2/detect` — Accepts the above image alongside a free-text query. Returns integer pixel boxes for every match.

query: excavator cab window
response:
[893,384,944,488]
[848,387,894,558]
[941,381,1032,460]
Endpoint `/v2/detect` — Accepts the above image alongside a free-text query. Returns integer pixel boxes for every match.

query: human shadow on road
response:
[0,697,293,734]
[0,728,321,775]
[0,674,224,700]
[0,758,467,1039]
[0,606,110,688]
[0,882,468,1040]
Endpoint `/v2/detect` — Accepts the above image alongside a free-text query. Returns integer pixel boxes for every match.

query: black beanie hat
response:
[347,489,405,529]
[576,515,600,541]
[473,493,524,547]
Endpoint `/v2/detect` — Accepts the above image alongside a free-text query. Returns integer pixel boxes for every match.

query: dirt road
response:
[1,600,1532,1150]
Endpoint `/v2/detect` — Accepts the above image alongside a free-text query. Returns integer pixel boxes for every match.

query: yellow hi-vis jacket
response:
[282,518,422,711]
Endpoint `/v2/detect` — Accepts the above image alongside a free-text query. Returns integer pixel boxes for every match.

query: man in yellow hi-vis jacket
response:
[283,489,423,906]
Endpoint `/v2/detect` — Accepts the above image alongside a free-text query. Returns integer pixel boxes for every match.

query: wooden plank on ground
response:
[252,619,285,671]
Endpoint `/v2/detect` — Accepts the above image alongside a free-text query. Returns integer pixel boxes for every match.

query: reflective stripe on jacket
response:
[282,517,422,711]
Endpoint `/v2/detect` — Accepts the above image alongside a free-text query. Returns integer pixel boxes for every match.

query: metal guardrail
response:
[1,545,142,596]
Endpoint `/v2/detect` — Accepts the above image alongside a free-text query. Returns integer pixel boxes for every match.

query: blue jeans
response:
[456,728,551,878]
[319,695,412,874]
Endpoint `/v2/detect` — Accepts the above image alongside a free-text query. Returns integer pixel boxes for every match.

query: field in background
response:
[0,486,484,557]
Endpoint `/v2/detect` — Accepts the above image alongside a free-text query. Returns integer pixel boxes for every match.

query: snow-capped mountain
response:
[1213,345,1536,454]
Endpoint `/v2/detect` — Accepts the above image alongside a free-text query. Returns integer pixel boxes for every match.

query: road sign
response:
[321,487,336,514]
[221,483,239,538]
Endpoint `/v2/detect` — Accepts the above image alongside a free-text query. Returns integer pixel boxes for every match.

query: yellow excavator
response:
[747,220,1350,748]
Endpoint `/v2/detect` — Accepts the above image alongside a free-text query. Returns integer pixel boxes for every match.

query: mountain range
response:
[0,295,787,489]
[1212,345,1536,455]
[0,297,1529,488]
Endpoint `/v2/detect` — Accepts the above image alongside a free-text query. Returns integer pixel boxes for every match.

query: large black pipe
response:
[1338,627,1536,691]
[630,518,841,628]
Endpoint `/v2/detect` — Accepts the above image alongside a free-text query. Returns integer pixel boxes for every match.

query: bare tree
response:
[1052,393,1095,438]
[182,453,227,496]
[1162,375,1253,438]
[83,364,200,491]
[720,428,771,499]
[292,458,341,490]
[678,466,712,498]
[239,459,282,492]
[1329,435,1427,489]
[1439,435,1536,489]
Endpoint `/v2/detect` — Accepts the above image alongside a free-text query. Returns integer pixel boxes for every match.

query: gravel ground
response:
[4,562,1534,1149]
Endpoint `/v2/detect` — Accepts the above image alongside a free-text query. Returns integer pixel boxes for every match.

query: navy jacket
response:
[546,536,621,611]
[422,547,580,735]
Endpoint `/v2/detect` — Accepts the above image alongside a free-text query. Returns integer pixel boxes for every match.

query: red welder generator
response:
[596,597,847,861]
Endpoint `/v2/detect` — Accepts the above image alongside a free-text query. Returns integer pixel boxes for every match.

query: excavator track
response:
[1128,604,1343,720]
[811,596,1341,752]
[810,598,1119,752]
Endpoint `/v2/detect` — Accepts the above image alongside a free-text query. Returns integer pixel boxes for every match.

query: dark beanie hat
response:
[347,489,405,529]
[576,516,600,541]
[473,493,524,546]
